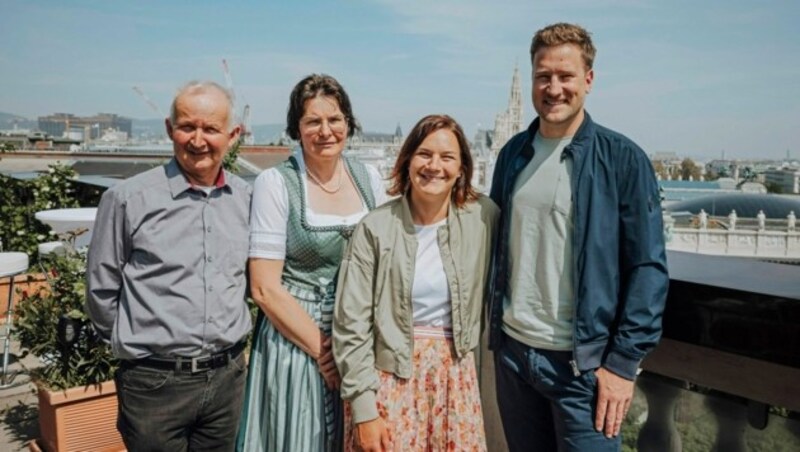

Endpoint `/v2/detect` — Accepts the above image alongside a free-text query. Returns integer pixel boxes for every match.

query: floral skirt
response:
[344,331,487,451]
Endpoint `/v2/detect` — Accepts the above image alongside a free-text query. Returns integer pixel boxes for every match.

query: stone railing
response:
[668,228,800,260]
[636,251,800,451]
[478,250,800,451]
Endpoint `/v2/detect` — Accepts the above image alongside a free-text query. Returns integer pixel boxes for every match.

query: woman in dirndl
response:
[333,114,498,451]
[237,74,386,451]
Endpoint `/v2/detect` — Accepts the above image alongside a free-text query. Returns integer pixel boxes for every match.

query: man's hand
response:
[355,417,392,452]
[316,335,341,390]
[594,367,634,438]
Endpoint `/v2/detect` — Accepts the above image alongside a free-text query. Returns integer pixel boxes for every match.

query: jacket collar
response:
[166,158,229,199]
[399,195,460,235]
[526,111,596,164]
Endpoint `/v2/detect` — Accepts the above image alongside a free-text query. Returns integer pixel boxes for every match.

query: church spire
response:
[490,64,525,158]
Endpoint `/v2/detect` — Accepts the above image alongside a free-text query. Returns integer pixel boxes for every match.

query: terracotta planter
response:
[36,380,125,452]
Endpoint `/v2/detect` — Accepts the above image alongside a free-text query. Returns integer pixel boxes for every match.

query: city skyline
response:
[1,0,798,159]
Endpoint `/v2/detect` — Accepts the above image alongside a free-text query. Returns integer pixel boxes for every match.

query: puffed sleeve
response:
[249,168,289,260]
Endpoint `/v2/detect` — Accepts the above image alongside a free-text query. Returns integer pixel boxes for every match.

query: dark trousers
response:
[115,351,247,452]
[495,333,621,452]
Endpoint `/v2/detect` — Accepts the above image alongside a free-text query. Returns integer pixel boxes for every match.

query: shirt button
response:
[207,226,212,232]
[207,256,213,262]
[208,285,214,292]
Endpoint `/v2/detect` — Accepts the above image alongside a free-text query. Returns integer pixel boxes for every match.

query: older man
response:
[488,23,669,451]
[86,81,252,451]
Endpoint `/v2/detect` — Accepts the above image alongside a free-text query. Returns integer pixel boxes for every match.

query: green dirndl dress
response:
[237,155,376,451]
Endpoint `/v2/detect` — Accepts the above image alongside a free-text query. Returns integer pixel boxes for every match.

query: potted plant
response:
[14,235,123,452]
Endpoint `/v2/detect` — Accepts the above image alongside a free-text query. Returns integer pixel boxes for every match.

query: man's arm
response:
[85,189,129,341]
[609,144,669,377]
[596,143,669,437]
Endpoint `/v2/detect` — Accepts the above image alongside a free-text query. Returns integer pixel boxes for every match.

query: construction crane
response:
[221,59,253,144]
[221,59,235,100]
[241,104,253,145]
[132,86,165,118]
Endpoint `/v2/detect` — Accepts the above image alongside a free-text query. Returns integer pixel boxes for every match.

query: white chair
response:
[0,252,29,388]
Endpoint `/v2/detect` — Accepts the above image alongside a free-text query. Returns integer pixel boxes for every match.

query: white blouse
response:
[411,219,452,328]
[249,151,388,260]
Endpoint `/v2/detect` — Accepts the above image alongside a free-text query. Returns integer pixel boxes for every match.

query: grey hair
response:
[169,81,236,128]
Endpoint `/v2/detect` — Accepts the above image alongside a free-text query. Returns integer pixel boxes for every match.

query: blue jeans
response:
[115,351,247,452]
[495,333,621,452]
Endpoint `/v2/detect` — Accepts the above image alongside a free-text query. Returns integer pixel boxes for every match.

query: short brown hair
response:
[286,74,360,140]
[531,23,596,70]
[388,114,478,208]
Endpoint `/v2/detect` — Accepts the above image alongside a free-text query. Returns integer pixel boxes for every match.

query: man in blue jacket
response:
[488,23,668,451]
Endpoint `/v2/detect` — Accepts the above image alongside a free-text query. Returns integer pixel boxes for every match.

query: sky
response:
[1,0,799,159]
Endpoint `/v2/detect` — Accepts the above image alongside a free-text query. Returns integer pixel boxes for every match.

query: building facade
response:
[38,113,133,140]
[763,167,800,194]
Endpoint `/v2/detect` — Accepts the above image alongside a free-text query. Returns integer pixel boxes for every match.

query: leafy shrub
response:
[0,164,102,263]
[14,240,117,390]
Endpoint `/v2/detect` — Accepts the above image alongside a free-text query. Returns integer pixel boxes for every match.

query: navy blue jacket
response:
[488,112,669,380]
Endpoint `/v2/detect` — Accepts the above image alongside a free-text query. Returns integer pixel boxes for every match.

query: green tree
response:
[652,161,669,180]
[765,182,784,194]
[222,137,242,173]
[680,158,703,181]
[0,164,80,259]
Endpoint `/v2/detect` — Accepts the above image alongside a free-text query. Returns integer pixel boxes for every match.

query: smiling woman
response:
[237,74,387,452]
[334,114,498,451]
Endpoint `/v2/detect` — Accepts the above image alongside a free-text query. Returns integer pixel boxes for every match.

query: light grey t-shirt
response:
[502,132,575,350]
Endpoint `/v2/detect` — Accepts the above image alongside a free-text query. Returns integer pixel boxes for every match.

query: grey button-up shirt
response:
[86,159,252,360]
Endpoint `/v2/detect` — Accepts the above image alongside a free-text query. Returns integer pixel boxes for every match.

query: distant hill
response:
[0,112,37,130]
[249,124,285,144]
[0,111,284,143]
[132,118,167,139]
[132,118,284,144]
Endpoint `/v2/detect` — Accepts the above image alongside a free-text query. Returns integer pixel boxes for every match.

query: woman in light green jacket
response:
[333,114,498,451]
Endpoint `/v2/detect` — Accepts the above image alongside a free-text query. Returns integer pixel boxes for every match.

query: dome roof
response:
[665,193,800,218]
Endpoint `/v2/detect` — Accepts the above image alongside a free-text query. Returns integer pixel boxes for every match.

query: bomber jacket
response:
[334,195,499,423]
[488,112,669,381]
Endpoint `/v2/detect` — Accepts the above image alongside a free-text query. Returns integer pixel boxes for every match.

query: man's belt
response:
[131,341,246,373]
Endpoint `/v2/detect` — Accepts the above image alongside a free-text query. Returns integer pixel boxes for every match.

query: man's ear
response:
[585,68,595,94]
[228,124,242,146]
[165,118,174,140]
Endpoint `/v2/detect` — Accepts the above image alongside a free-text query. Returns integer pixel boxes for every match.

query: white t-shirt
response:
[411,219,452,328]
[249,151,388,260]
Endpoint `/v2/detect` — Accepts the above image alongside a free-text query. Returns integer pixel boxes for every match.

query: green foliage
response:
[14,244,117,390]
[0,164,91,262]
[625,383,800,452]
[621,399,646,452]
[680,158,703,181]
[222,137,242,174]
[765,182,784,194]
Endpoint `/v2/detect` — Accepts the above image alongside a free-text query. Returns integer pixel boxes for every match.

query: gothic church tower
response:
[491,64,524,157]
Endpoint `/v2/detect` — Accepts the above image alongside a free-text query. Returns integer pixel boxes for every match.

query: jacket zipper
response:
[565,146,582,378]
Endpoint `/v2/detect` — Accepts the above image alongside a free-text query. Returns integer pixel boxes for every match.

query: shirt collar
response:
[165,158,229,198]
